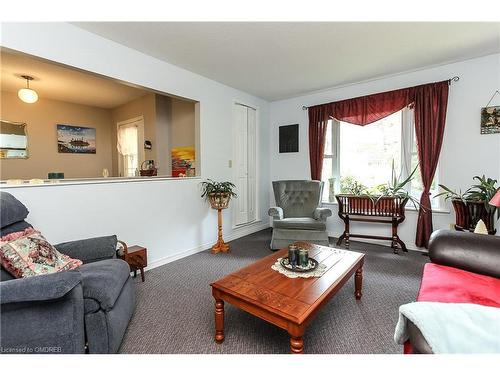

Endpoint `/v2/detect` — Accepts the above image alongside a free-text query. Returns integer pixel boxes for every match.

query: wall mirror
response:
[0,120,28,159]
[0,48,200,182]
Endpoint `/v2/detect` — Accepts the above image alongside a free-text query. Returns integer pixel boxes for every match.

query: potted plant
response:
[435,175,499,234]
[200,179,237,209]
[200,179,237,253]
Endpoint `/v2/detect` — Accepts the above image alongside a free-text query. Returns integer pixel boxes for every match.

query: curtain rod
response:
[301,76,460,110]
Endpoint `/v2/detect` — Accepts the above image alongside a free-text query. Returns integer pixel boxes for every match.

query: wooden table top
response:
[211,242,364,326]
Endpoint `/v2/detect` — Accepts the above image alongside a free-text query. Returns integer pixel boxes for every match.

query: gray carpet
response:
[119,229,427,354]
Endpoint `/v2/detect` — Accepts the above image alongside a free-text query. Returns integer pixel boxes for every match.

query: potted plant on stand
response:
[201,179,237,253]
[436,175,499,235]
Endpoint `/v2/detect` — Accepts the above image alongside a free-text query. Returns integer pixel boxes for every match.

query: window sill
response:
[0,176,201,188]
[321,201,451,215]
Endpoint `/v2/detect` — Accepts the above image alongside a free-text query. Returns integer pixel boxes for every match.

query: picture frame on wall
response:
[481,106,500,135]
[57,124,96,154]
[279,124,299,153]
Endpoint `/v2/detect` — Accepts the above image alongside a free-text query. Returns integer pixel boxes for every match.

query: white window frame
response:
[322,108,442,209]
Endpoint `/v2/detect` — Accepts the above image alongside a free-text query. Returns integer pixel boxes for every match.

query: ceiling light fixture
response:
[18,75,38,104]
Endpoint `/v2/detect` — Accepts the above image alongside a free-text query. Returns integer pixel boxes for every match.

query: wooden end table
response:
[118,241,147,282]
[210,242,364,354]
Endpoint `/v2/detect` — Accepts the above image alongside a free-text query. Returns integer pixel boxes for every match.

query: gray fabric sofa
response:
[0,192,136,354]
[268,180,332,250]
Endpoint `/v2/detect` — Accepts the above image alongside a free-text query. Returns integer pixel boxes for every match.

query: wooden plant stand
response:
[335,194,408,254]
[212,208,230,253]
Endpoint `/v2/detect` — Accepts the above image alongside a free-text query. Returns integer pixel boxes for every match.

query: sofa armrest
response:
[268,207,284,220]
[0,271,85,354]
[55,235,118,264]
[429,229,500,278]
[313,207,332,221]
[0,270,82,304]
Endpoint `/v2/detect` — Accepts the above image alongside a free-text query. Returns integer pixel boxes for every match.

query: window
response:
[117,122,139,177]
[322,108,440,208]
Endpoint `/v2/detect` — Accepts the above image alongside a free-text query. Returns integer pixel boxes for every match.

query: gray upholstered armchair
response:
[268,180,332,250]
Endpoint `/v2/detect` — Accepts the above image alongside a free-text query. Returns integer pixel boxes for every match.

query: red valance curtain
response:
[308,80,450,248]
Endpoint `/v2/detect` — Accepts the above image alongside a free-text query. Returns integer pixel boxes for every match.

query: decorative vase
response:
[328,178,336,203]
[451,199,497,235]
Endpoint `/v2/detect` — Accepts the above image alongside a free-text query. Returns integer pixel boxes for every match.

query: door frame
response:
[232,100,260,228]
[116,115,145,177]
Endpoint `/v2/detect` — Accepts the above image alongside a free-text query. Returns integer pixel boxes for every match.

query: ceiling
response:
[1,49,148,109]
[74,22,500,101]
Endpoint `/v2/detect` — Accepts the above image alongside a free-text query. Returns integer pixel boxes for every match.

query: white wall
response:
[0,22,271,268]
[270,53,500,250]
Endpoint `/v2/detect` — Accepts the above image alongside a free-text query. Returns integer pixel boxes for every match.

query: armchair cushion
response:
[273,218,326,231]
[0,192,29,227]
[0,270,82,304]
[79,259,130,311]
[268,206,284,219]
[313,207,332,221]
[55,235,118,264]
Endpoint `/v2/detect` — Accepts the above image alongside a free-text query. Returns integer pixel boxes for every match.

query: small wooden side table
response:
[118,241,147,282]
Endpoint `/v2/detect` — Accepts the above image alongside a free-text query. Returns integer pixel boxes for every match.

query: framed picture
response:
[279,124,299,153]
[172,146,195,177]
[57,124,96,154]
[481,106,500,135]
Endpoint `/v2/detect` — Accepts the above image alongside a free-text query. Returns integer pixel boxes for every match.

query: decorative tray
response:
[279,257,319,273]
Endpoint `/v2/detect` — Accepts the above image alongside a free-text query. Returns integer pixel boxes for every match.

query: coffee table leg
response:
[290,336,304,354]
[214,299,225,343]
[355,266,363,300]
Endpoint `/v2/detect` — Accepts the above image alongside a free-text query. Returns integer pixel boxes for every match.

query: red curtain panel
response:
[413,81,449,248]
[308,104,331,180]
[307,80,449,247]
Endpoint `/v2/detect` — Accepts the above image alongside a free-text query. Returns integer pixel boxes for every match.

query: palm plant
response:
[200,179,237,200]
[434,185,472,202]
[468,175,499,207]
[369,161,422,210]
[436,175,498,205]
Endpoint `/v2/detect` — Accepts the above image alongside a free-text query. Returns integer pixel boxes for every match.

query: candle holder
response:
[288,244,299,267]
[298,249,309,268]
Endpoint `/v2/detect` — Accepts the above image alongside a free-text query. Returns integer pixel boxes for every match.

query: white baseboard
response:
[327,231,427,253]
[145,221,271,272]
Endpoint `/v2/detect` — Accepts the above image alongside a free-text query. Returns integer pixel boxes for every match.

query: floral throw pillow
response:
[0,230,82,278]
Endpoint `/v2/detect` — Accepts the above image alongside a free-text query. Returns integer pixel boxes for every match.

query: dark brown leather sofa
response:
[408,229,500,354]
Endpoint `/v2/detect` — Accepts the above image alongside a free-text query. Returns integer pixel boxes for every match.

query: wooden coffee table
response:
[210,242,364,353]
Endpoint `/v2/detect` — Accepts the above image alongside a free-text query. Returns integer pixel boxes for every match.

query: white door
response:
[234,104,257,226]
[247,107,257,222]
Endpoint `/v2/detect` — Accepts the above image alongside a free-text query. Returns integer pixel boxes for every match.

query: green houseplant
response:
[435,175,499,234]
[200,179,237,210]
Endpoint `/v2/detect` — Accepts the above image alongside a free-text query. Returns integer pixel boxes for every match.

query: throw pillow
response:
[0,230,82,278]
[474,219,489,235]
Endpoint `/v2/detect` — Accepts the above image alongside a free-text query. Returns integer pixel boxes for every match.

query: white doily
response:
[271,249,345,279]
